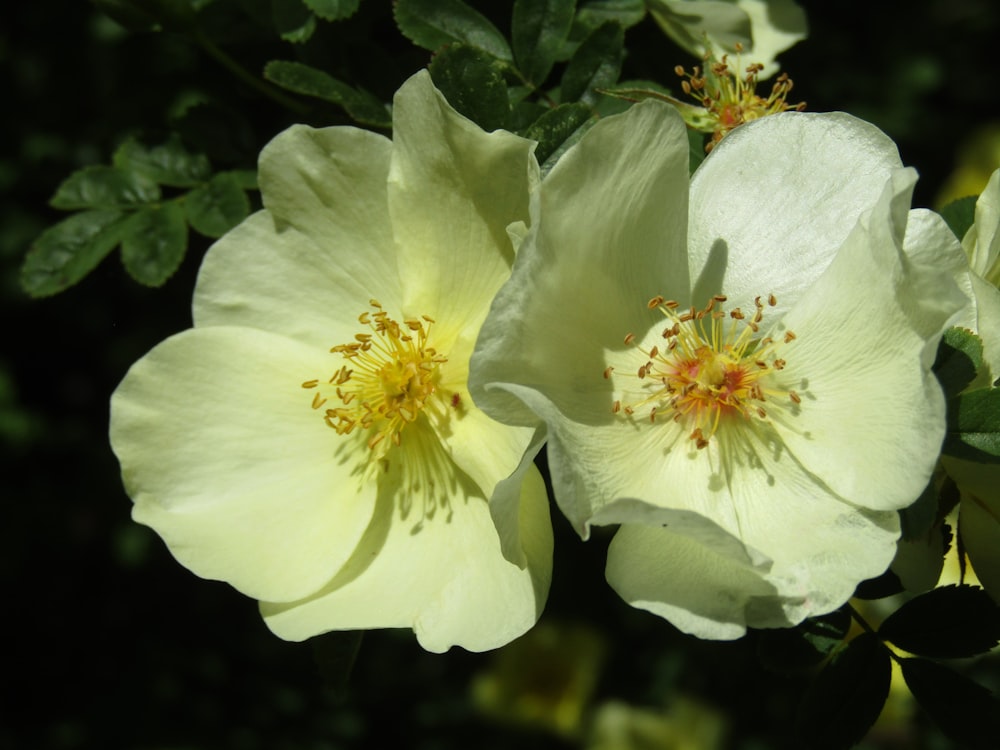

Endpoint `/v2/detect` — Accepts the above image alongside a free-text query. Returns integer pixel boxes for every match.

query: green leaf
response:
[92,0,197,31]
[944,387,1000,463]
[572,0,645,37]
[793,633,891,750]
[428,44,510,132]
[263,60,392,128]
[512,0,575,84]
[226,169,259,191]
[521,102,592,165]
[272,0,317,43]
[756,608,851,674]
[20,210,133,297]
[50,166,160,210]
[120,201,189,286]
[185,173,250,238]
[113,134,212,188]
[879,584,1000,658]
[560,20,624,105]
[939,195,978,242]
[853,568,905,600]
[934,327,985,400]
[91,0,160,32]
[301,0,359,21]
[393,0,513,61]
[901,658,1000,750]
[688,127,706,175]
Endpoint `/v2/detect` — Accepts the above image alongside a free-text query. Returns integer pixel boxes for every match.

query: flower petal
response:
[955,466,1000,604]
[773,170,967,511]
[194,125,401,346]
[386,71,538,351]
[965,168,1000,282]
[687,112,902,318]
[260,434,552,652]
[110,326,379,603]
[470,99,691,430]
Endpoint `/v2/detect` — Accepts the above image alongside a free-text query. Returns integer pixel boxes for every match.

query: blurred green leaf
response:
[302,0,359,21]
[939,195,978,242]
[394,0,513,61]
[113,134,212,188]
[227,169,259,190]
[21,210,133,297]
[272,0,317,43]
[572,0,645,37]
[429,45,510,132]
[264,60,392,128]
[757,608,851,673]
[944,387,1000,463]
[899,476,942,542]
[92,0,197,31]
[901,657,1000,750]
[560,20,624,105]
[121,201,188,286]
[50,166,160,210]
[521,102,592,164]
[794,633,891,750]
[879,584,1000,658]
[512,0,575,84]
[186,173,250,238]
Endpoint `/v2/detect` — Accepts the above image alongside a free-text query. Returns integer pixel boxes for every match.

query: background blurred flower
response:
[471,99,967,639]
[646,0,807,78]
[110,71,552,653]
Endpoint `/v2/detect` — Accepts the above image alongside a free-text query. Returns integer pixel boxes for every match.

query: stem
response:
[846,602,902,664]
[192,29,310,116]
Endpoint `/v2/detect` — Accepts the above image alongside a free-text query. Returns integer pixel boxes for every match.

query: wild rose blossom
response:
[110,72,552,652]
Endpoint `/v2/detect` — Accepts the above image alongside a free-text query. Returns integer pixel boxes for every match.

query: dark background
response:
[3,1,1000,748]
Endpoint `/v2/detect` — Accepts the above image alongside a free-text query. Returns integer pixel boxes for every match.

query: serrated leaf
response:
[560,20,624,105]
[50,166,160,210]
[302,0,359,21]
[512,0,575,84]
[939,195,978,242]
[185,173,250,238]
[521,102,592,164]
[757,608,851,674]
[853,568,905,600]
[113,134,212,188]
[793,633,891,750]
[263,60,392,128]
[879,584,1000,658]
[901,658,1000,750]
[934,327,986,400]
[394,0,512,61]
[899,476,941,542]
[121,201,188,286]
[572,0,645,38]
[20,210,133,297]
[428,44,510,132]
[944,387,1000,463]
[272,0,316,43]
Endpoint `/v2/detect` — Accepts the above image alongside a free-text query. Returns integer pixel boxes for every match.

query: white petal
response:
[110,327,379,603]
[687,112,902,318]
[470,99,691,430]
[388,71,538,351]
[957,477,1000,604]
[965,168,1000,282]
[194,124,400,346]
[774,171,967,511]
[261,434,552,652]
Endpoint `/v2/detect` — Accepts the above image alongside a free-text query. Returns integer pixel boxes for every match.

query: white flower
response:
[109,72,552,652]
[646,0,807,78]
[945,168,1000,602]
[470,99,967,639]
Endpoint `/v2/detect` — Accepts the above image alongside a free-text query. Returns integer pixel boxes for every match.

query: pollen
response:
[675,43,806,152]
[612,293,801,449]
[305,300,448,458]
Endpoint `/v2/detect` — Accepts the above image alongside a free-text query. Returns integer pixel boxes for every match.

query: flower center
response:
[674,43,805,152]
[609,294,801,449]
[302,299,447,458]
